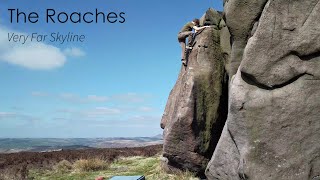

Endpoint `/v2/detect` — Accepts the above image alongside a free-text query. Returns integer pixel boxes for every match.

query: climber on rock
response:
[178,18,210,66]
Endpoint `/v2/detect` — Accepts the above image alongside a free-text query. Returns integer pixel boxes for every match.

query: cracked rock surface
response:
[206,0,320,179]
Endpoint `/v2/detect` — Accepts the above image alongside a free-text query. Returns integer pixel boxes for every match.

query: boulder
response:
[206,0,320,179]
[200,8,222,28]
[224,0,268,77]
[161,10,228,176]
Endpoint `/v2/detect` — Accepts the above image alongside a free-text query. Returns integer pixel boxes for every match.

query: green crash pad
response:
[109,176,145,180]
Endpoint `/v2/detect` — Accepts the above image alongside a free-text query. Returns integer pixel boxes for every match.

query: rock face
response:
[160,9,229,176]
[206,0,320,179]
[224,0,268,77]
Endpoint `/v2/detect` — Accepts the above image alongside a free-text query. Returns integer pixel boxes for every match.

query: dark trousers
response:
[178,31,194,60]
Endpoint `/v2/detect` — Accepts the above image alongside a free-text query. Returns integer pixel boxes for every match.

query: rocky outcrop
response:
[162,1,320,179]
[206,0,320,179]
[160,9,229,177]
[224,0,268,77]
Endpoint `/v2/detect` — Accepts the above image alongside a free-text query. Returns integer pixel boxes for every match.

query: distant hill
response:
[0,135,163,153]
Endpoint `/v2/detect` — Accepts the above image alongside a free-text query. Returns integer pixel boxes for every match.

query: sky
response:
[0,0,223,138]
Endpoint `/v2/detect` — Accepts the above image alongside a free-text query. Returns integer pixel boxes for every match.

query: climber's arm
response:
[193,25,210,31]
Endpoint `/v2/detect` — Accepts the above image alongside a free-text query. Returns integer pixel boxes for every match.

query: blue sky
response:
[0,0,223,138]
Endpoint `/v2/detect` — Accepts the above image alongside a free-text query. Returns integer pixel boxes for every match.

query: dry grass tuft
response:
[54,160,73,173]
[73,158,109,172]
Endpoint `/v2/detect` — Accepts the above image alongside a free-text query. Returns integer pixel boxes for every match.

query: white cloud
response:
[0,112,15,118]
[84,107,121,117]
[0,27,65,70]
[0,111,39,124]
[1,43,66,70]
[55,107,121,118]
[0,25,85,70]
[31,91,109,104]
[32,91,151,104]
[59,93,79,102]
[86,115,161,128]
[63,47,86,57]
[130,115,160,122]
[112,93,151,103]
[138,106,154,112]
[58,93,108,103]
[56,108,75,114]
[87,95,108,102]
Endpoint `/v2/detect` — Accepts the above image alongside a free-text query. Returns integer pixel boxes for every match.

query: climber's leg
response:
[187,32,198,48]
[180,41,187,62]
[187,33,193,47]
[178,31,194,63]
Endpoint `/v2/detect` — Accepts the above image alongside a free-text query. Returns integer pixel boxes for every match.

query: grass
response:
[28,156,199,180]
[73,158,110,172]
[54,160,73,173]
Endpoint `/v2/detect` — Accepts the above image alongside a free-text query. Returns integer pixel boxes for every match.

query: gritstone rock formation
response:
[160,8,230,176]
[162,1,320,179]
[206,0,320,179]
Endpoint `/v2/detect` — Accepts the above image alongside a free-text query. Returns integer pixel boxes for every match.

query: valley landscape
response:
[0,135,163,154]
[0,136,163,179]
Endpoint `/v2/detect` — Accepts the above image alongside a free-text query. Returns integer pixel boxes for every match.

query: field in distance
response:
[0,134,163,153]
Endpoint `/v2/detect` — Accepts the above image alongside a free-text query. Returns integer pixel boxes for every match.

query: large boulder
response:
[206,0,320,179]
[160,10,229,177]
[224,0,268,77]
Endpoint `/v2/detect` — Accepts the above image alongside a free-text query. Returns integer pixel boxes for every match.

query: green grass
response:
[28,156,199,180]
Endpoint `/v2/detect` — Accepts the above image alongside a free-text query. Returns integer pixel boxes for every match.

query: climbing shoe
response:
[181,59,187,66]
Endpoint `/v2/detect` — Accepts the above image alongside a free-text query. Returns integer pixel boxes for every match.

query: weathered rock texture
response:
[224,0,268,77]
[206,0,320,179]
[160,9,230,176]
